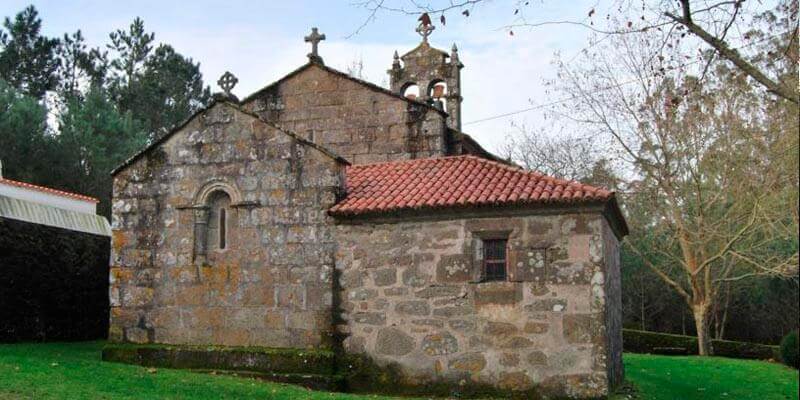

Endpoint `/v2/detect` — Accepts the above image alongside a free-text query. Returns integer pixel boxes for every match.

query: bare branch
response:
[666,2,799,104]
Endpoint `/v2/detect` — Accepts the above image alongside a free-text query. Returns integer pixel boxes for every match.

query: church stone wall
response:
[335,212,620,397]
[109,102,342,349]
[242,64,448,164]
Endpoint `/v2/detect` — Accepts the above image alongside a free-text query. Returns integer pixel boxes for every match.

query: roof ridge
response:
[0,177,99,203]
[239,62,447,116]
[332,155,620,220]
[348,155,511,169]
[347,155,611,194]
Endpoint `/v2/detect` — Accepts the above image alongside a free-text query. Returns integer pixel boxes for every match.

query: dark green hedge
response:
[780,330,798,368]
[0,218,109,342]
[623,329,780,360]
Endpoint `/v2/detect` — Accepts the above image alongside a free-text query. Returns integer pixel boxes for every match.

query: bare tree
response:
[551,25,798,355]
[499,123,602,181]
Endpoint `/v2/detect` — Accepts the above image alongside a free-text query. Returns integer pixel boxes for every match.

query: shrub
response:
[623,329,780,360]
[779,330,799,368]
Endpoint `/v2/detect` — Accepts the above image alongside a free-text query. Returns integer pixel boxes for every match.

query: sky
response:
[0,0,602,153]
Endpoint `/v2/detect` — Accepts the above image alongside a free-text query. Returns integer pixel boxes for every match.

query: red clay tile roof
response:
[0,177,99,203]
[329,155,614,217]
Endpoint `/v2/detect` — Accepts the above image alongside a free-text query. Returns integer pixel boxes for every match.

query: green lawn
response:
[620,353,799,400]
[0,341,797,399]
[0,341,377,400]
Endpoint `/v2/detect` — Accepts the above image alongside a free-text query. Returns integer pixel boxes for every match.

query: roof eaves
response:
[0,178,99,203]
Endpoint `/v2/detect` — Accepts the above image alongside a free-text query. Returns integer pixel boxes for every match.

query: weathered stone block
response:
[498,371,533,390]
[524,321,549,334]
[421,332,458,356]
[525,298,567,313]
[415,285,461,298]
[500,352,520,367]
[484,321,518,337]
[563,314,599,344]
[448,319,476,332]
[348,288,378,301]
[527,351,548,366]
[411,319,444,328]
[432,305,472,318]
[473,283,522,306]
[372,268,397,286]
[436,254,472,283]
[448,352,486,373]
[375,327,415,356]
[351,312,386,325]
[395,300,431,316]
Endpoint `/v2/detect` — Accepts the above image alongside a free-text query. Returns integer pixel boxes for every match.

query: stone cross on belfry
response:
[217,71,238,97]
[416,18,435,42]
[304,27,326,64]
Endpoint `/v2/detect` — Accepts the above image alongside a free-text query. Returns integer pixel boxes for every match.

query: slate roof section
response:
[329,155,627,234]
[0,177,99,203]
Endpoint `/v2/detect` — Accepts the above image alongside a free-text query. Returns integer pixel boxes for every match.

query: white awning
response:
[0,195,111,237]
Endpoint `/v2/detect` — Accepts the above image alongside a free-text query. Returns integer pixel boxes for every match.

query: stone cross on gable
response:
[217,71,238,97]
[304,27,326,64]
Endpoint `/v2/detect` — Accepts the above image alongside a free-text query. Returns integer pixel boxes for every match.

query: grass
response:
[0,341,379,400]
[619,353,799,400]
[0,341,797,399]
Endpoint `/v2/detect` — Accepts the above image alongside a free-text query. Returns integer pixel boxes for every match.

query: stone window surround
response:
[177,180,259,265]
[469,229,511,284]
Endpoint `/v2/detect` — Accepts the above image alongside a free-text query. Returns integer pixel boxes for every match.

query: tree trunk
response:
[693,303,713,355]
[641,282,646,331]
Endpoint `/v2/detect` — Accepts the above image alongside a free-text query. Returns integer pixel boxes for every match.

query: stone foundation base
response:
[102,343,608,399]
[101,342,340,390]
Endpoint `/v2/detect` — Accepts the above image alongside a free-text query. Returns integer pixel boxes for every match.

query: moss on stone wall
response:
[102,342,336,375]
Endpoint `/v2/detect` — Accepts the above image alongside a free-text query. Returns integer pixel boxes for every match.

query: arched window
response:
[428,80,448,111]
[428,80,447,99]
[206,190,231,251]
[401,82,420,100]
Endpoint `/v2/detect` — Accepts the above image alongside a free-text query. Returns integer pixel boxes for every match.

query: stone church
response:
[107,25,627,398]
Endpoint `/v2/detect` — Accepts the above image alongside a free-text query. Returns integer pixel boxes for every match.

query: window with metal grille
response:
[482,239,507,281]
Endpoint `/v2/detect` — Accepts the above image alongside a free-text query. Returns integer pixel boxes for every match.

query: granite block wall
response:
[241,64,449,163]
[335,212,621,397]
[109,102,343,348]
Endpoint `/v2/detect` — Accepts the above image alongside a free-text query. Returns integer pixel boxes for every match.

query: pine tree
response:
[0,6,60,100]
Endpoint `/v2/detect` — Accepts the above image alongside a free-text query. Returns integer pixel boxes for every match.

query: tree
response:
[499,124,602,181]
[353,0,799,104]
[551,23,798,354]
[106,18,209,139]
[0,5,60,100]
[55,86,147,217]
[136,44,210,138]
[0,79,52,183]
[55,30,105,100]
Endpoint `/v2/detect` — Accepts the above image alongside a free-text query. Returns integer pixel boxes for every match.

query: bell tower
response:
[388,22,464,131]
